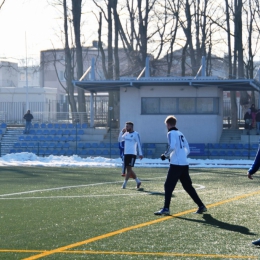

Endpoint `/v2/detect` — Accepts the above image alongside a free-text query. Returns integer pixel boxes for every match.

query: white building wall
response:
[119,85,223,144]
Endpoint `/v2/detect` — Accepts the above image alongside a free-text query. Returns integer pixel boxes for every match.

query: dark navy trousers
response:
[164,164,204,209]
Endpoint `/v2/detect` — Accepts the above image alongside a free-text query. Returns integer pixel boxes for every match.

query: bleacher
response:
[8,122,156,158]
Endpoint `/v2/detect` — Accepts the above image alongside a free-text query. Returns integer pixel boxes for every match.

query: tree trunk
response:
[72,0,87,123]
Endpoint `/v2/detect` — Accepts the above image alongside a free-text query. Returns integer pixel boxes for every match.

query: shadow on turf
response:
[176,214,256,235]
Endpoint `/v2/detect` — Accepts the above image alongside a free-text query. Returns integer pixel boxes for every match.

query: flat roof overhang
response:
[73,77,260,93]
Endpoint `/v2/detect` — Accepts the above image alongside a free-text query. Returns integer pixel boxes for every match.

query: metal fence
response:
[0,97,109,126]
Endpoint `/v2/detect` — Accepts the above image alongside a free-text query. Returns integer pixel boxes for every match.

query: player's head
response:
[165,115,177,129]
[125,121,134,131]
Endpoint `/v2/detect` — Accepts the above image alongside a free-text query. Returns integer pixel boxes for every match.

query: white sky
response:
[0,152,254,169]
[0,0,98,63]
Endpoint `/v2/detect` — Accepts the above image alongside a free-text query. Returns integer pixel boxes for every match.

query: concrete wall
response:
[119,85,223,144]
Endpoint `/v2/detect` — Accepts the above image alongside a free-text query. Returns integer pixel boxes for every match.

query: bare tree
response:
[72,0,87,121]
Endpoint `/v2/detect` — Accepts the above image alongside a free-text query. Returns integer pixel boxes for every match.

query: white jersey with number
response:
[118,131,143,156]
[163,127,190,165]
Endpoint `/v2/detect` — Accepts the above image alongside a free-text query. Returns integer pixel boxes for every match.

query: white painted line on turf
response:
[0,172,205,198]
[0,184,205,200]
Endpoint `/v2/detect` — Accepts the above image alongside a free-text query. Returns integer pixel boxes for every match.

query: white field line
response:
[0,172,206,199]
[0,184,205,200]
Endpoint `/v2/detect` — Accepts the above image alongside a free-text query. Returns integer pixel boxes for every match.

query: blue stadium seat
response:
[47,123,53,129]
[67,124,74,129]
[48,142,56,149]
[32,135,39,141]
[98,143,106,148]
[40,123,46,128]
[56,143,63,149]
[53,136,60,142]
[29,129,36,135]
[1,122,7,128]
[39,149,45,156]
[50,129,57,135]
[102,150,109,155]
[219,143,228,149]
[52,150,59,155]
[43,129,50,135]
[56,129,63,135]
[46,136,53,142]
[54,123,60,129]
[111,150,117,155]
[104,143,110,148]
[95,150,102,156]
[235,144,244,149]
[91,143,98,148]
[76,136,81,141]
[226,150,233,156]
[227,143,235,149]
[36,129,43,135]
[112,143,118,148]
[81,123,88,129]
[14,143,21,148]
[33,123,39,128]
[85,143,91,148]
[80,150,87,156]
[63,129,71,135]
[63,143,70,149]
[212,143,220,149]
[67,136,75,142]
[10,149,16,153]
[210,150,218,156]
[70,129,76,135]
[78,143,84,149]
[25,135,32,141]
[61,124,67,129]
[147,143,156,148]
[41,143,49,148]
[243,144,250,149]
[27,142,36,148]
[233,150,241,156]
[45,150,52,156]
[38,136,46,141]
[218,150,226,156]
[250,151,257,158]
[251,143,259,150]
[21,142,28,148]
[78,129,84,135]
[60,136,68,142]
[241,151,249,157]
[88,149,95,155]
[19,136,25,141]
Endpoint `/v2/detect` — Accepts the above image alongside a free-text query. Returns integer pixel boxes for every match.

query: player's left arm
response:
[136,132,143,159]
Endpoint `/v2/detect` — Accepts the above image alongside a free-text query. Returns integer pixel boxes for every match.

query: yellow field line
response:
[0,249,257,259]
[22,189,260,260]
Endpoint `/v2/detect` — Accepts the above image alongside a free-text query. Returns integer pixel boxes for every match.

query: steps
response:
[219,129,243,143]
[1,126,24,156]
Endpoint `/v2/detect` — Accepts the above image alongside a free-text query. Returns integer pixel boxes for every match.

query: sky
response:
[0,0,98,64]
[0,152,254,170]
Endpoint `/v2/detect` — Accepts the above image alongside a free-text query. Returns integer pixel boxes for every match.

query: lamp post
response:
[109,107,113,158]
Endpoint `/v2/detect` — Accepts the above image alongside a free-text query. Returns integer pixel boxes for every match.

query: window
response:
[141,97,219,114]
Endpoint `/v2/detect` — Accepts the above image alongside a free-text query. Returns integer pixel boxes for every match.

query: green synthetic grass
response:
[0,167,260,259]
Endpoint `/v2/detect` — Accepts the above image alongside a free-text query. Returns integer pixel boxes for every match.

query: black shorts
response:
[124,154,137,167]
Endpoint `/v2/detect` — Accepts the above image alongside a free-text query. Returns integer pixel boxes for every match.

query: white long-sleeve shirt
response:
[118,131,143,156]
[163,127,190,165]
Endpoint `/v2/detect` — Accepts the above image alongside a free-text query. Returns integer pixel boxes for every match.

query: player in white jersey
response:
[118,121,143,189]
[154,115,207,216]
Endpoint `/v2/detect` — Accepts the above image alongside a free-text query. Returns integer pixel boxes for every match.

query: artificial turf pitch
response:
[0,166,260,259]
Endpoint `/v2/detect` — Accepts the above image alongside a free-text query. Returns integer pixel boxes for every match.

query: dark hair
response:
[125,121,134,126]
[165,115,177,126]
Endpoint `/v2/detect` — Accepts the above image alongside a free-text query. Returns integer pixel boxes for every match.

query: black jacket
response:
[23,113,33,122]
